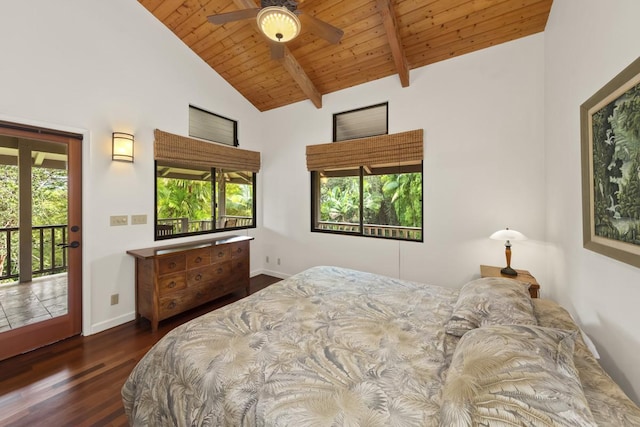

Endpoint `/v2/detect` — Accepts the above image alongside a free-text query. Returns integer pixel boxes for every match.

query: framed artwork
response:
[581,56,640,268]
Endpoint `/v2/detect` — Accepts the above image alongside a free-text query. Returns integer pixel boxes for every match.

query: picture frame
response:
[581,56,640,268]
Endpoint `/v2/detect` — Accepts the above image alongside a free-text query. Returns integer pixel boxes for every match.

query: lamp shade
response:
[490,228,527,242]
[490,227,526,276]
[257,6,300,42]
[112,132,134,162]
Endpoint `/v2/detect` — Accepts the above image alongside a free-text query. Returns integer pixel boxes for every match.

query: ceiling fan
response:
[207,0,344,59]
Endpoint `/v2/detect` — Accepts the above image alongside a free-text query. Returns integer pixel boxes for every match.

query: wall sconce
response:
[112,132,134,163]
[490,227,527,276]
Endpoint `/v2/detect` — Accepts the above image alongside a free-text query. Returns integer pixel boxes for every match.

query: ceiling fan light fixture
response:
[257,6,300,43]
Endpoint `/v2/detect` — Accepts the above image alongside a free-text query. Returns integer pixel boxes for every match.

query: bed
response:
[122,266,640,426]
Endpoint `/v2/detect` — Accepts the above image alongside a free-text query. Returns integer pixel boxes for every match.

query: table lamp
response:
[490,227,527,276]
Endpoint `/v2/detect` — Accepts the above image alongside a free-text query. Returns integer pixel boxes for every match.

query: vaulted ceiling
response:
[139,0,553,112]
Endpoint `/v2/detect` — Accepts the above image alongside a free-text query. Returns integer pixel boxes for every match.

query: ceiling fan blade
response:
[298,13,343,44]
[270,42,285,60]
[207,8,260,25]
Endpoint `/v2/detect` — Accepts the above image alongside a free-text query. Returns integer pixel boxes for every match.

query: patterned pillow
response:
[440,325,597,427]
[445,277,537,337]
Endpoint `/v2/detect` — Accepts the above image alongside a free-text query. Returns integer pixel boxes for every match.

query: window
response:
[153,129,260,240]
[155,163,255,239]
[189,105,238,147]
[333,102,388,142]
[308,130,423,242]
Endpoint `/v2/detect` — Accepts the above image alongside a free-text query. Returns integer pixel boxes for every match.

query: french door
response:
[0,121,82,360]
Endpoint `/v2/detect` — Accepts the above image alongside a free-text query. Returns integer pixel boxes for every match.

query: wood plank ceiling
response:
[139,0,553,112]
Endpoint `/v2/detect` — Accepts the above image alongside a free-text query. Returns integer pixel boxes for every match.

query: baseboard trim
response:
[91,312,136,335]
[251,268,290,280]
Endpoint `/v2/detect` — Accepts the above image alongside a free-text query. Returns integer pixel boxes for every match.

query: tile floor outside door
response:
[0,273,68,332]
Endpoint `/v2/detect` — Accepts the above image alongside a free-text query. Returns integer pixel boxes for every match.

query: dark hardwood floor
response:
[0,274,281,427]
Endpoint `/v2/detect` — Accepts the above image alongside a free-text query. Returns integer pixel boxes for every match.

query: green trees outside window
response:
[0,164,68,282]
[312,165,423,241]
[155,163,255,240]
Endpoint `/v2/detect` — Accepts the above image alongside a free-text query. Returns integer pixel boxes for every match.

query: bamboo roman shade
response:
[306,129,423,171]
[154,129,260,172]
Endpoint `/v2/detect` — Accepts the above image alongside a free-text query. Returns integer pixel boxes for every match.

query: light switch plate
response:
[110,215,128,226]
[131,214,147,225]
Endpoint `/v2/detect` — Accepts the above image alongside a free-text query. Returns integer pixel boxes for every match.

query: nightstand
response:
[480,265,540,298]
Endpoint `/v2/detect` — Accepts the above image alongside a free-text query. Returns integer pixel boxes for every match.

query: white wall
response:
[260,34,546,289]
[0,1,263,334]
[544,0,640,404]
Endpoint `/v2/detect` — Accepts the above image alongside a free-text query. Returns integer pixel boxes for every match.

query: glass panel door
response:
[0,124,82,360]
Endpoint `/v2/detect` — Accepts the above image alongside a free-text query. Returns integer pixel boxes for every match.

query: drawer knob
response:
[195,273,202,281]
[217,251,224,258]
[168,301,176,309]
[169,262,176,269]
[217,267,223,274]
[168,281,176,288]
[237,248,242,253]
[195,256,202,263]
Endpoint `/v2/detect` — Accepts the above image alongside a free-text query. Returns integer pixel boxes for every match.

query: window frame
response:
[332,102,389,142]
[310,163,424,242]
[188,105,238,147]
[154,161,256,241]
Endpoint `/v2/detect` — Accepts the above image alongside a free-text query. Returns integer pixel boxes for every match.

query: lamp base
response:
[500,266,518,276]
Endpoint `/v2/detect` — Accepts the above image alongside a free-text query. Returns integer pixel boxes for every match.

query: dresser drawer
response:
[230,241,249,259]
[211,246,231,264]
[231,257,249,275]
[210,261,232,282]
[186,248,211,269]
[227,258,249,292]
[187,265,215,285]
[157,254,186,276]
[159,291,190,319]
[161,283,221,318]
[190,280,225,303]
[158,273,186,295]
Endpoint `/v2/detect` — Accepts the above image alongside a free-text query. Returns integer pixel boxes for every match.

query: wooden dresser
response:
[127,235,253,332]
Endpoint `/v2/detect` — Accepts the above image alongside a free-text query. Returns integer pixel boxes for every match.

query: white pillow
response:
[445,277,537,337]
[440,325,598,427]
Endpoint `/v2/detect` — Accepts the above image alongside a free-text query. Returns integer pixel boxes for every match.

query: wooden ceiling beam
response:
[232,0,260,12]
[277,49,323,108]
[376,0,409,87]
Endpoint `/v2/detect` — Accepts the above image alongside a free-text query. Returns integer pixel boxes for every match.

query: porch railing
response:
[317,221,422,240]
[157,216,253,236]
[0,225,68,282]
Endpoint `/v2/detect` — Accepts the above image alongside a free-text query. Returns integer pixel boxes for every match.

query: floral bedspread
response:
[533,299,640,426]
[122,266,640,426]
[122,266,459,426]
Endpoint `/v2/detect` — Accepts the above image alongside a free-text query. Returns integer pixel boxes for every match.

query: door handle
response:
[57,241,80,249]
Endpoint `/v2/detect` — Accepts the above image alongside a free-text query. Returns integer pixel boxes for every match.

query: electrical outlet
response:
[110,294,119,305]
[109,215,128,226]
[277,258,281,265]
[131,214,147,225]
